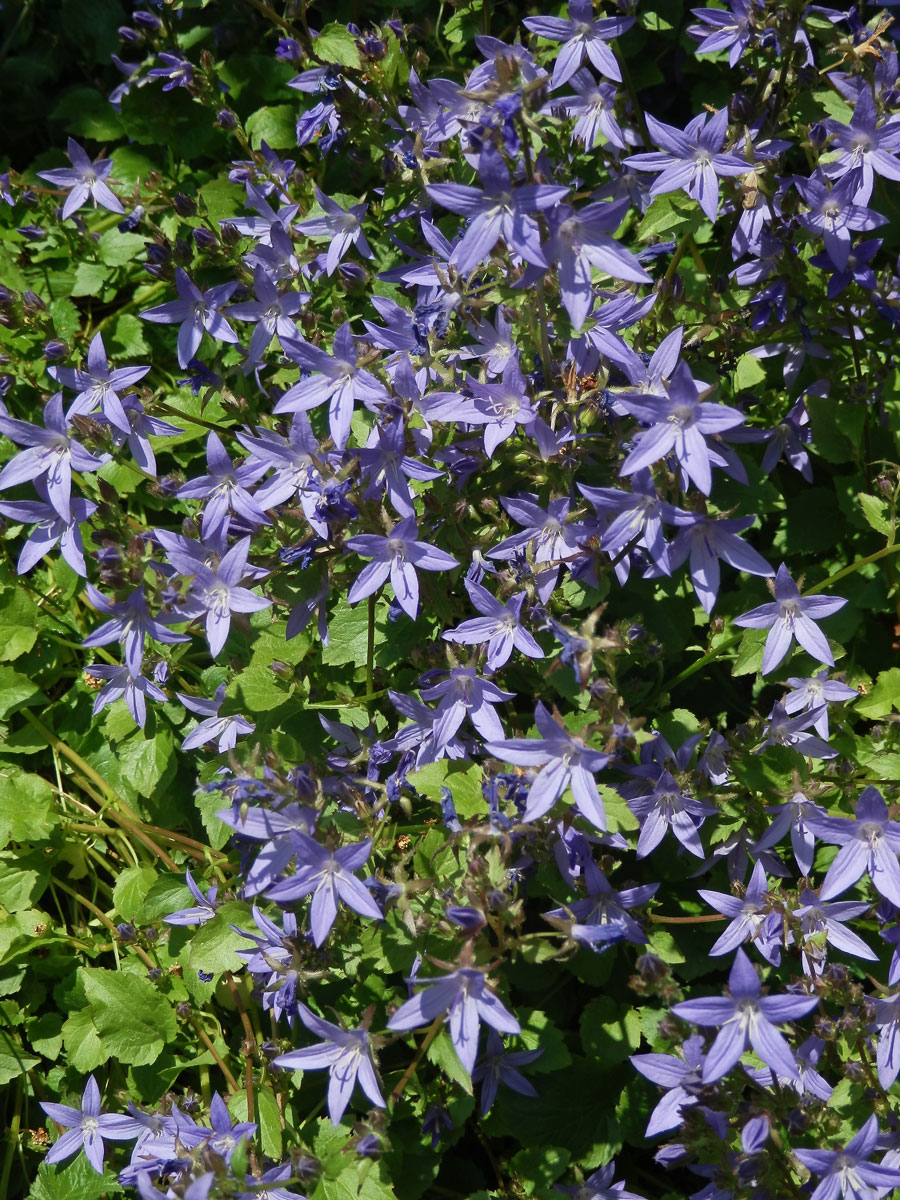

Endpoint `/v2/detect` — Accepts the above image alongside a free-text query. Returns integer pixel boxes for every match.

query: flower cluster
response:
[6,1,900,1199]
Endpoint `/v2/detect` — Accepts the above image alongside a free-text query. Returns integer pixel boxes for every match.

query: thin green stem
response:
[660,632,741,692]
[389,1014,444,1103]
[192,1017,239,1092]
[518,121,554,382]
[0,1074,23,1200]
[650,913,726,924]
[803,543,900,594]
[51,876,156,970]
[366,593,376,708]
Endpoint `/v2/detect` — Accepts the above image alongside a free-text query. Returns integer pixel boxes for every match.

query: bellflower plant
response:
[11,4,900,1199]
[671,949,818,1084]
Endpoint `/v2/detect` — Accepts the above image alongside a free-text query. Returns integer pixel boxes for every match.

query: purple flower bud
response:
[118,25,142,44]
[275,37,302,61]
[173,192,196,216]
[118,207,143,232]
[216,108,237,130]
[192,227,217,251]
[23,290,45,311]
[729,91,753,123]
[145,241,170,264]
[17,225,45,241]
[43,340,67,360]
[132,10,161,30]
[446,905,485,932]
[809,122,828,148]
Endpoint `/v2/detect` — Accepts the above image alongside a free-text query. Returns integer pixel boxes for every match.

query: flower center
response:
[858,821,883,847]
[671,403,695,425]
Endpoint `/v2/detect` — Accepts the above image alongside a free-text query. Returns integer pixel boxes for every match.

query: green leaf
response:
[194,786,233,850]
[199,176,243,222]
[734,353,766,391]
[0,666,46,717]
[647,928,685,965]
[29,1156,124,1200]
[110,146,157,188]
[858,492,892,537]
[806,391,865,464]
[426,1027,474,1094]
[109,312,150,358]
[731,627,767,676]
[50,86,124,141]
[407,759,485,819]
[186,903,251,975]
[245,105,298,150]
[811,87,854,123]
[113,865,157,923]
[378,29,409,91]
[485,1056,621,1165]
[142,874,194,921]
[579,997,641,1066]
[637,192,702,241]
[322,602,380,666]
[0,590,40,661]
[0,854,48,911]
[314,23,362,69]
[227,664,291,712]
[599,784,638,833]
[318,1162,398,1200]
[0,767,58,847]
[856,668,900,719]
[97,229,146,267]
[48,297,80,343]
[27,1012,64,1060]
[509,1145,571,1198]
[97,458,144,497]
[229,1086,283,1158]
[61,1006,108,1073]
[71,261,113,299]
[443,1,481,45]
[80,967,177,1066]
[516,1008,572,1074]
[116,726,176,798]
[0,1029,39,1084]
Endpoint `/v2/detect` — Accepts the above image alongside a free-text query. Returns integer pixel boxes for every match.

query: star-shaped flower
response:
[37,139,124,220]
[40,1076,141,1174]
[733,563,846,674]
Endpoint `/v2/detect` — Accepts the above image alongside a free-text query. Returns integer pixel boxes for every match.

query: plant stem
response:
[803,542,900,594]
[51,876,157,970]
[389,1014,443,1103]
[366,592,376,708]
[0,1075,23,1200]
[192,1017,239,1092]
